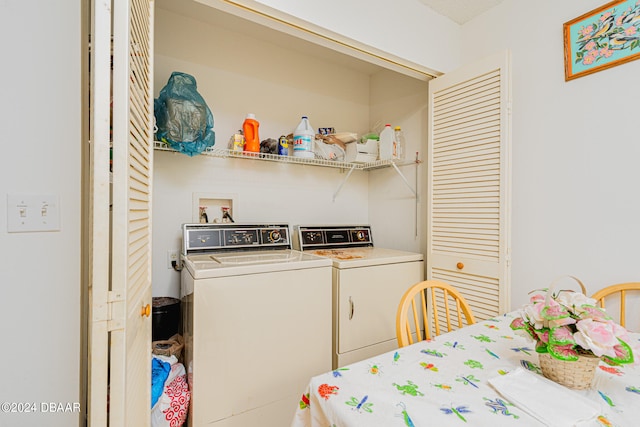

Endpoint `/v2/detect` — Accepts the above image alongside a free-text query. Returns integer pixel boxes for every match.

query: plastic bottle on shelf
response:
[378,124,394,160]
[242,114,260,153]
[393,126,406,160]
[229,130,245,152]
[293,116,315,159]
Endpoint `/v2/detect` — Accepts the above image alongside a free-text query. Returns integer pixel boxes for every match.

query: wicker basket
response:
[539,352,600,389]
[549,275,587,295]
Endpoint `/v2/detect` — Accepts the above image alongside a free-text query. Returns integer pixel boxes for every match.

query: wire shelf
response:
[153,141,409,171]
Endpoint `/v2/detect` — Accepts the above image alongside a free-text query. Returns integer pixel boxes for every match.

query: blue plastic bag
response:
[151,357,171,408]
[154,72,215,156]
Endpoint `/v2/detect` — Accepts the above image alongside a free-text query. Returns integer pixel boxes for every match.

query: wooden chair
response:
[591,282,640,330]
[396,280,476,348]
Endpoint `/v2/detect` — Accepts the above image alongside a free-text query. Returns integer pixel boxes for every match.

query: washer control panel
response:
[183,223,290,254]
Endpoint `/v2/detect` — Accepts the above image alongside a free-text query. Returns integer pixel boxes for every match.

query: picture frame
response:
[563,0,640,81]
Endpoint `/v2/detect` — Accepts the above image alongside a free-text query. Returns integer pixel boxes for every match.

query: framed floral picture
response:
[563,0,640,81]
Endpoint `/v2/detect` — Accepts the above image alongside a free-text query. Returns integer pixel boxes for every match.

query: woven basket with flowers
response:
[510,277,637,389]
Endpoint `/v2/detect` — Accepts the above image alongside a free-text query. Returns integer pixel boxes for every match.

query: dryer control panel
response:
[295,225,373,251]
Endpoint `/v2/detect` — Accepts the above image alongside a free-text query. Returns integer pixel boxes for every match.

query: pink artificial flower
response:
[551,325,574,342]
[585,41,597,51]
[549,316,576,328]
[626,26,637,36]
[580,305,611,322]
[573,319,619,357]
[554,343,579,358]
[583,55,596,65]
[510,317,526,329]
[530,294,545,304]
[555,291,596,310]
[523,303,546,329]
[535,328,549,344]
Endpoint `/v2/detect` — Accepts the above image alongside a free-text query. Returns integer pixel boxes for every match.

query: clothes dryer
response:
[295,225,424,368]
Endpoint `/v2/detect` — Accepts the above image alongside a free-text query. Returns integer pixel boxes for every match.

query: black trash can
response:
[152,297,181,342]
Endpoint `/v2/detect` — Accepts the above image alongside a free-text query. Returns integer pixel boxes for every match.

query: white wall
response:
[247,0,462,74]
[460,0,640,307]
[367,69,429,253]
[0,2,81,427]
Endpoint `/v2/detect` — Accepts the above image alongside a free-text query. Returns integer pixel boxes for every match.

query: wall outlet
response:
[167,249,179,269]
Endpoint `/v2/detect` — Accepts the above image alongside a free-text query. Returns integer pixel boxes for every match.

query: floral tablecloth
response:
[291,312,640,427]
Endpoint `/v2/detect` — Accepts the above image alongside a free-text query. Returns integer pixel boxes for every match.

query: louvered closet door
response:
[427,51,511,322]
[89,0,154,425]
[110,0,154,424]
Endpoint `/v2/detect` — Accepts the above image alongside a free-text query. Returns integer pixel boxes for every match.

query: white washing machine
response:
[180,223,332,427]
[295,225,424,368]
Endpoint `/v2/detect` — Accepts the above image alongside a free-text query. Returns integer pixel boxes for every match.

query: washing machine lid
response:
[182,249,332,279]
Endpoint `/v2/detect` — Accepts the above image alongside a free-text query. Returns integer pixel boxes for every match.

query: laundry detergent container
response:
[152,297,181,341]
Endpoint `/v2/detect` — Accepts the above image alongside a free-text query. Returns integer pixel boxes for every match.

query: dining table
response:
[291,312,640,427]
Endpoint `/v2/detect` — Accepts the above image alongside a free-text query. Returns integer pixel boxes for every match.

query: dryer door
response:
[335,261,423,358]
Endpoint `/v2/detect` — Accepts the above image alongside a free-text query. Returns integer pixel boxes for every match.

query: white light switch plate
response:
[7,194,61,232]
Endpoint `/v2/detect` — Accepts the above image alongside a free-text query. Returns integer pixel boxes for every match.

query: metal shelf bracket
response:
[332,164,357,202]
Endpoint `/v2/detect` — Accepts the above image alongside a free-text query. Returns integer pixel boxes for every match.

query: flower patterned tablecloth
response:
[291,312,640,427]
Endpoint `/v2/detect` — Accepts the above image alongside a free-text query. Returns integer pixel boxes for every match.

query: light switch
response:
[7,194,61,232]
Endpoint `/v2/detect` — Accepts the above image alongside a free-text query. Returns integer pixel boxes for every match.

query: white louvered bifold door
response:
[88,1,113,425]
[110,0,154,424]
[427,51,511,321]
[87,0,154,425]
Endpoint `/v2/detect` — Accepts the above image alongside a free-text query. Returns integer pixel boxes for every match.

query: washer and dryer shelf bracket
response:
[332,159,420,202]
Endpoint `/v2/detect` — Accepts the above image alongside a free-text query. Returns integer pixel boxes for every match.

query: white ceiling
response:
[417,0,505,24]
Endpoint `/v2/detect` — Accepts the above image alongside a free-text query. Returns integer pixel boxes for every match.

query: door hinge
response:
[107,290,125,332]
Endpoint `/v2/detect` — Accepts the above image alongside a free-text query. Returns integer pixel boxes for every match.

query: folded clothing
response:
[488,368,598,427]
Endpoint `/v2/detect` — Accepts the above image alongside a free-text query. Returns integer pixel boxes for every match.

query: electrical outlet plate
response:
[167,249,179,269]
[7,194,60,232]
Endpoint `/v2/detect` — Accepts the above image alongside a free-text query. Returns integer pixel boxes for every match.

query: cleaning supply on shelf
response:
[229,130,245,152]
[393,126,406,160]
[278,135,289,156]
[378,124,394,160]
[242,114,260,153]
[293,116,315,159]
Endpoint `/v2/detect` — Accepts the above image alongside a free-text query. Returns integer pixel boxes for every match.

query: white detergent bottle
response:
[393,126,406,160]
[293,116,315,159]
[378,124,394,160]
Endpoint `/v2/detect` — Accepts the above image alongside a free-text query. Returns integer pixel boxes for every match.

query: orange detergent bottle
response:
[242,114,260,153]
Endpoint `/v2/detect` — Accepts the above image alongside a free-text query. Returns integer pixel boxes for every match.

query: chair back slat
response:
[620,290,626,328]
[421,290,429,341]
[591,282,640,332]
[396,280,476,348]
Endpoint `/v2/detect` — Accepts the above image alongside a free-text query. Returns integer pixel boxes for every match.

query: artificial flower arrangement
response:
[510,288,636,366]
